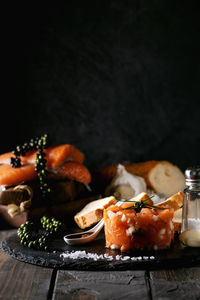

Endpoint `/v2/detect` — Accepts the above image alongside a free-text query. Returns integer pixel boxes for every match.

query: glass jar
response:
[179,166,200,247]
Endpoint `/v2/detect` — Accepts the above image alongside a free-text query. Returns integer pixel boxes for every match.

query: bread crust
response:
[156,191,183,233]
[74,196,117,229]
[156,191,183,210]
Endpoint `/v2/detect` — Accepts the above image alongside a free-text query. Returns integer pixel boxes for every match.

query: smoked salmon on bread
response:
[0,140,92,227]
[0,144,90,186]
[0,144,84,170]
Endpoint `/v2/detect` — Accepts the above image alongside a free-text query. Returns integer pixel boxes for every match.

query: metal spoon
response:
[63,218,104,245]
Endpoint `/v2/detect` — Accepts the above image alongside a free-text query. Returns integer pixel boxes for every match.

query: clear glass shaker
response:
[179,166,200,247]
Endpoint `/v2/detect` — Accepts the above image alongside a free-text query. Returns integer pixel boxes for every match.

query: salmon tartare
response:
[104,201,174,252]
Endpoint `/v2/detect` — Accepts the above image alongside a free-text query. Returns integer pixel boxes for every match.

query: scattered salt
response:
[60,251,155,262]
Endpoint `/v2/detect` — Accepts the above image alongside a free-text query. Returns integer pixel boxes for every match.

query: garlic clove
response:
[179,229,200,247]
[105,164,147,199]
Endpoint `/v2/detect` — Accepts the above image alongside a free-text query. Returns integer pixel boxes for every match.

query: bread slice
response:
[156,191,183,210]
[173,208,182,233]
[74,196,117,229]
[156,191,183,233]
[129,192,153,205]
[93,161,185,198]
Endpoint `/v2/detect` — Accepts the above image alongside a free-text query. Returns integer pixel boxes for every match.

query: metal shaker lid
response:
[185,166,200,183]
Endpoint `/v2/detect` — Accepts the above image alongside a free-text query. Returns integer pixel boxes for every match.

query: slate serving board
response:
[1,233,200,271]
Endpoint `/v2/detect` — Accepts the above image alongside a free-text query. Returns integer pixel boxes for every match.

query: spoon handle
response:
[91,218,104,233]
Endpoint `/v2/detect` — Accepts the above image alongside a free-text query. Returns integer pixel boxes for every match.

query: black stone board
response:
[1,233,200,271]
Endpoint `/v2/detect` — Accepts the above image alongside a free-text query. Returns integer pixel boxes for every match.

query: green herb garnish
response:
[118,196,166,213]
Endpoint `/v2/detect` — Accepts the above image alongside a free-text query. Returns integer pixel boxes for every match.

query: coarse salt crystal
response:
[103,254,113,260]
[121,256,130,261]
[150,256,155,260]
[143,256,149,260]
[131,257,137,261]
[115,255,121,260]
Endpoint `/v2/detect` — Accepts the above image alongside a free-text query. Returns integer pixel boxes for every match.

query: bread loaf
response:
[93,161,185,198]
[74,196,117,229]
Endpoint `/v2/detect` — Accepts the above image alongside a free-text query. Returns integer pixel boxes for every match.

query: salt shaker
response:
[179,166,200,247]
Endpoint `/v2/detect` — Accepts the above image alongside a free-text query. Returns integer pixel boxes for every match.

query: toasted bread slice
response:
[74,196,117,229]
[129,192,153,205]
[156,191,183,210]
[156,191,183,233]
[172,208,182,233]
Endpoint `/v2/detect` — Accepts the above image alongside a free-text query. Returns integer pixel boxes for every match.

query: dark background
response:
[2,1,200,173]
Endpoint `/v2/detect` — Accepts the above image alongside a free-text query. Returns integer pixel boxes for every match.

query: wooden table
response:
[1,229,200,300]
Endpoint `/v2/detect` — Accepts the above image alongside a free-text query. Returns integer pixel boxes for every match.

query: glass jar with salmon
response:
[104,202,174,252]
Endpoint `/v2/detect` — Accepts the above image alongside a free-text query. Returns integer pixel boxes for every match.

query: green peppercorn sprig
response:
[35,135,51,197]
[10,134,51,198]
[11,137,43,167]
[17,216,63,251]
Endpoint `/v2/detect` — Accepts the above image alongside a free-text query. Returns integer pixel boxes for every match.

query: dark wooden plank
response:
[53,270,150,300]
[0,230,54,300]
[150,268,200,300]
